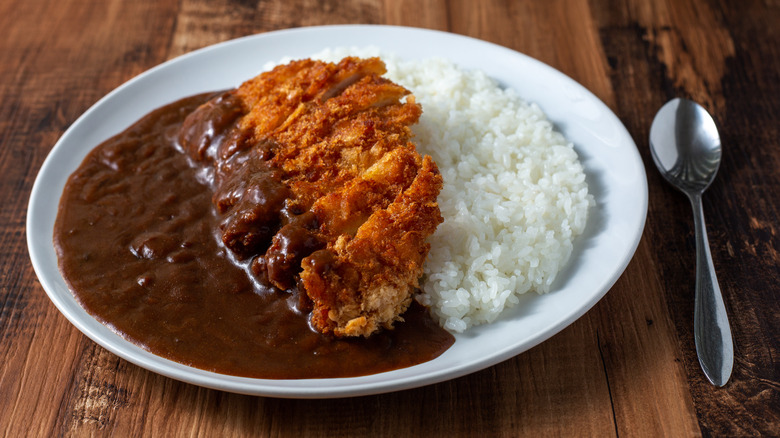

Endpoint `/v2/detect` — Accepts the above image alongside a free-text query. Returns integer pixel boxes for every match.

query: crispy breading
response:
[301,156,442,336]
[227,57,442,337]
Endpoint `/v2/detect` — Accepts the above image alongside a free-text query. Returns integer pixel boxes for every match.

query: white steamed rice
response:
[295,48,593,333]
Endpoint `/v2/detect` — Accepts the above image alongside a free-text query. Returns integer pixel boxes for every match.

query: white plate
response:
[27,25,647,398]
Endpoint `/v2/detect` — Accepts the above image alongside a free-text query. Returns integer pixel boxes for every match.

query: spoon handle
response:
[689,192,734,386]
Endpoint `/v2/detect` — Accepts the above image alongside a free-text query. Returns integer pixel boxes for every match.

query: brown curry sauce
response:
[53,92,454,379]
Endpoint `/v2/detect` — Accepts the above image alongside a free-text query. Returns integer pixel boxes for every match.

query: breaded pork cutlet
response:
[182,57,443,337]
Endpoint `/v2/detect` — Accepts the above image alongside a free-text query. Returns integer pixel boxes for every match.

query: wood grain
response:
[591,0,780,434]
[2,0,779,436]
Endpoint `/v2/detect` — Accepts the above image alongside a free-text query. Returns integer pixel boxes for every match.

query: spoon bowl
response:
[649,98,733,387]
[650,99,722,193]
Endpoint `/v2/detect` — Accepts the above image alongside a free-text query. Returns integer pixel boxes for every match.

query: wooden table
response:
[2,0,778,436]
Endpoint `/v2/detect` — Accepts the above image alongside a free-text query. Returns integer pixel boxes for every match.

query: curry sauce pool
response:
[53,92,453,379]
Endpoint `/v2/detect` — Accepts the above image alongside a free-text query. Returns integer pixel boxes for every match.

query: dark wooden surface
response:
[2,0,778,436]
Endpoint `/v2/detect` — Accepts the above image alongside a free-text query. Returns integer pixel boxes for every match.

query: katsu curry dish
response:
[54,50,592,378]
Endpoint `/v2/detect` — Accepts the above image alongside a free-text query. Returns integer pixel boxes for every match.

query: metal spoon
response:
[649,98,733,386]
